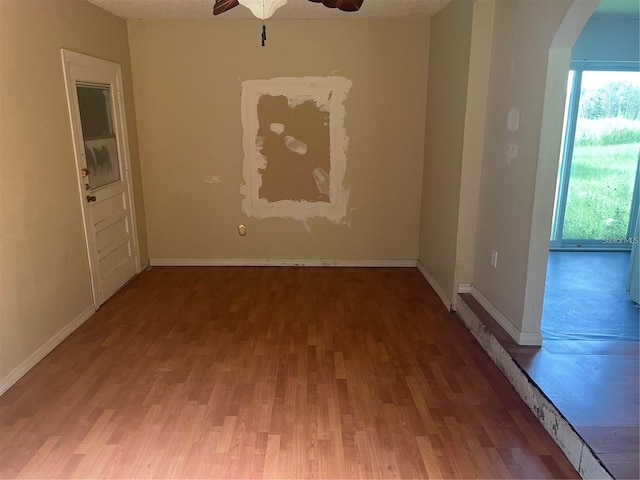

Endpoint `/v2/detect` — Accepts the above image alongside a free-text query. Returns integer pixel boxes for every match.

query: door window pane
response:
[77,85,120,188]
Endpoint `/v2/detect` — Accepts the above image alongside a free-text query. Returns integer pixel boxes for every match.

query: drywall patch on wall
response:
[240,76,352,226]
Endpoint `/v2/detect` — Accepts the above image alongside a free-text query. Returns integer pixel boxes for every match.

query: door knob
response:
[86,195,97,203]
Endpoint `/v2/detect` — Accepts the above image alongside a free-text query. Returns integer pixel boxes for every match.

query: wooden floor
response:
[0,267,578,479]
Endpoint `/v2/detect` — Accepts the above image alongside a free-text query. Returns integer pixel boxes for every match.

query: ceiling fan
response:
[213,0,364,45]
[213,0,365,18]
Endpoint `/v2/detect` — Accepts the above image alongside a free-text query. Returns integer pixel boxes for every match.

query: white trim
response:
[470,285,542,346]
[149,258,418,268]
[115,69,141,276]
[0,306,95,396]
[416,261,452,312]
[456,296,611,479]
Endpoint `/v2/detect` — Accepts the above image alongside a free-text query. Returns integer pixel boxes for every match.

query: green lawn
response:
[563,142,639,240]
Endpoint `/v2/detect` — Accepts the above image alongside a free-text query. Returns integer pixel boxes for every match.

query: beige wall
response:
[472,0,574,338]
[453,0,494,296]
[128,19,429,262]
[0,0,146,385]
[418,0,473,305]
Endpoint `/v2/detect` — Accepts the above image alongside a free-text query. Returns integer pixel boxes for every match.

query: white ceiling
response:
[84,0,454,20]
[85,0,640,22]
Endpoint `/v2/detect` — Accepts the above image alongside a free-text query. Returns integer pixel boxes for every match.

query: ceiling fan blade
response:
[308,0,364,12]
[213,0,240,15]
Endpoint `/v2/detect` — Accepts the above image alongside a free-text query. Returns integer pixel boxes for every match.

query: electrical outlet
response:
[491,250,498,268]
[238,224,247,236]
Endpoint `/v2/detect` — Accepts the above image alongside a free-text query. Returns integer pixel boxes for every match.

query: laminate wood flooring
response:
[0,267,578,479]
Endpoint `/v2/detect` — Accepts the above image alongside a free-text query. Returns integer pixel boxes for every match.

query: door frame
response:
[60,49,141,309]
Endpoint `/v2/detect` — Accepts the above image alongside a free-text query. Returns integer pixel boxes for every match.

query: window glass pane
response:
[77,85,120,188]
[562,70,640,241]
[77,86,113,138]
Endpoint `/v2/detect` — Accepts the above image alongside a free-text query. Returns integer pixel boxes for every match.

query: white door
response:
[61,50,140,308]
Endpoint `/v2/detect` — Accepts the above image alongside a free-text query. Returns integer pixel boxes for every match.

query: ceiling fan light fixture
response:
[238,0,288,19]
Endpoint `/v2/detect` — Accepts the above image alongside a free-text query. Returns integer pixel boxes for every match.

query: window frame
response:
[550,61,640,251]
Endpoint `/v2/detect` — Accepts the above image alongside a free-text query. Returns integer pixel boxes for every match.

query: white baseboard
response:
[0,305,95,396]
[150,258,418,268]
[469,285,542,346]
[416,261,452,311]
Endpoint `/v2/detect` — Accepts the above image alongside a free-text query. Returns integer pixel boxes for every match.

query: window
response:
[551,64,640,249]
